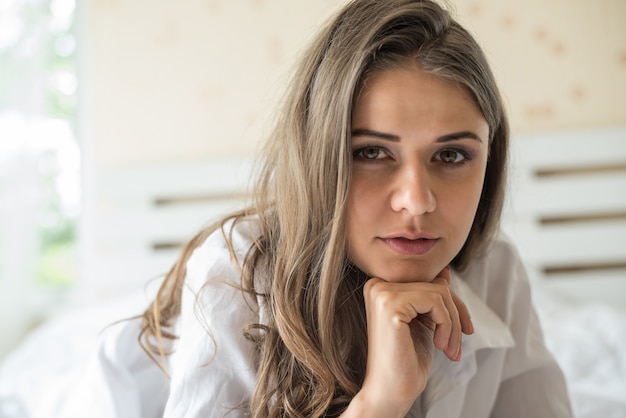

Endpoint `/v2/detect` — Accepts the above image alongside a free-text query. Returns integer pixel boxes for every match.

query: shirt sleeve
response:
[486,235,573,418]
[56,318,169,418]
[163,222,260,418]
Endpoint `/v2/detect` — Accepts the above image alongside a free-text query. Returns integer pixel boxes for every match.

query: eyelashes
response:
[352,146,474,166]
[433,148,473,165]
[352,146,390,160]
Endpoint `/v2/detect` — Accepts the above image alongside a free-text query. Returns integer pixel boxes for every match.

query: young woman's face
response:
[347,62,490,283]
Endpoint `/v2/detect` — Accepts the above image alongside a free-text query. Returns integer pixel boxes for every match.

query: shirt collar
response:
[417,271,514,416]
[451,271,514,353]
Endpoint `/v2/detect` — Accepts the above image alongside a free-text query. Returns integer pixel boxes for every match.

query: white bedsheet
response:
[533,287,626,418]
[0,287,625,418]
[0,292,149,418]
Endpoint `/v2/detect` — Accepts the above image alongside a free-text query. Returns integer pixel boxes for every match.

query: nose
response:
[390,162,436,215]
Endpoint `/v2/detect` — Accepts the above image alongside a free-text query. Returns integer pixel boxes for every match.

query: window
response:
[0,0,79,329]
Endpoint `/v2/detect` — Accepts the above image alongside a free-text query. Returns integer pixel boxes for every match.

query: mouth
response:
[380,236,439,256]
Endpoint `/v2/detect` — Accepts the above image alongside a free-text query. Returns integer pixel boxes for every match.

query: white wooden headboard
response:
[80,127,626,308]
[80,157,254,299]
[503,126,626,307]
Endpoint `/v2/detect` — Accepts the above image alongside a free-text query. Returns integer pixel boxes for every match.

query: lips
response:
[381,236,439,256]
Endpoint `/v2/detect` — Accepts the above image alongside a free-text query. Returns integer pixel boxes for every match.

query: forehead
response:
[357,60,474,104]
[356,65,483,118]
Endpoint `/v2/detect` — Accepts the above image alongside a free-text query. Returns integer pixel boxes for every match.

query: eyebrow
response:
[351,128,483,143]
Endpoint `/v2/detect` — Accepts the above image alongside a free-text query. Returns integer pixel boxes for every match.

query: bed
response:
[1,127,625,417]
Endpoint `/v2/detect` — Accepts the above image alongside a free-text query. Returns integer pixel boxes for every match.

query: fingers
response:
[428,283,462,361]
[424,271,462,361]
[437,267,474,336]
[452,288,474,335]
[429,266,465,360]
[365,267,473,363]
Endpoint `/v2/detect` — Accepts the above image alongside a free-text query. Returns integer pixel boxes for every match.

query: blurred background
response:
[1,0,625,359]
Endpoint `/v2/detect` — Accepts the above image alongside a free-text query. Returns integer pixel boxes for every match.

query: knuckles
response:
[364,279,398,310]
[363,278,453,313]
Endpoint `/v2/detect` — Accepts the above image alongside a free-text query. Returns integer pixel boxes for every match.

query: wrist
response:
[340,391,410,418]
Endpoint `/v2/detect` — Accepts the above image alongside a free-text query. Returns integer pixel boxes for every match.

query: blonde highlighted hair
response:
[140,0,509,416]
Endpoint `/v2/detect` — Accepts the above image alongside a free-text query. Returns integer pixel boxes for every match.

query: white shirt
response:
[60,217,572,417]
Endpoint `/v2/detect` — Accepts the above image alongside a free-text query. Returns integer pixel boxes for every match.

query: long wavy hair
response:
[140,0,509,416]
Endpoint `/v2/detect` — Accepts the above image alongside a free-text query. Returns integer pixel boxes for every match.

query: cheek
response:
[346,177,382,255]
[347,175,384,221]
[434,163,484,224]
[447,169,486,229]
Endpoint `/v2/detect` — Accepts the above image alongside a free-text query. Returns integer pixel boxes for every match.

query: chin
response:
[368,260,443,284]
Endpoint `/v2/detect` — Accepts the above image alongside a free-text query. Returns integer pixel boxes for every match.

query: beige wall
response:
[84,0,626,169]
[456,1,626,135]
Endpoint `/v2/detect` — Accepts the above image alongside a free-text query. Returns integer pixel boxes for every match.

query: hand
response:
[342,267,473,417]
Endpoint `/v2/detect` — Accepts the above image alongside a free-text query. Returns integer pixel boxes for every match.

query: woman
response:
[64,0,572,417]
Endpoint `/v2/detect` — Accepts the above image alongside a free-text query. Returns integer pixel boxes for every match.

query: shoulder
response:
[164,217,263,415]
[184,216,262,293]
[460,229,531,312]
[177,215,266,335]
[468,229,525,278]
[484,229,524,267]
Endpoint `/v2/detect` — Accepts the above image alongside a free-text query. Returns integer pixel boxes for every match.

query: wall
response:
[83,0,343,169]
[456,0,626,135]
[83,0,626,168]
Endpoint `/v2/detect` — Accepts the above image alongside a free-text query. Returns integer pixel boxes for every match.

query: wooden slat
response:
[540,211,626,225]
[530,271,626,308]
[507,221,626,265]
[97,157,254,200]
[93,199,245,242]
[535,162,626,178]
[507,172,626,216]
[510,127,626,169]
[154,192,248,206]
[152,241,185,251]
[543,261,626,275]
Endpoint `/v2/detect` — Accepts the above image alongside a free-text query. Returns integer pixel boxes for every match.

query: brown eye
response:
[354,146,388,160]
[362,147,381,159]
[437,150,465,164]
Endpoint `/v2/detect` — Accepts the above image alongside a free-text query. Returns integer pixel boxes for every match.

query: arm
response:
[491,304,572,417]
[163,229,259,418]
[485,236,573,418]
